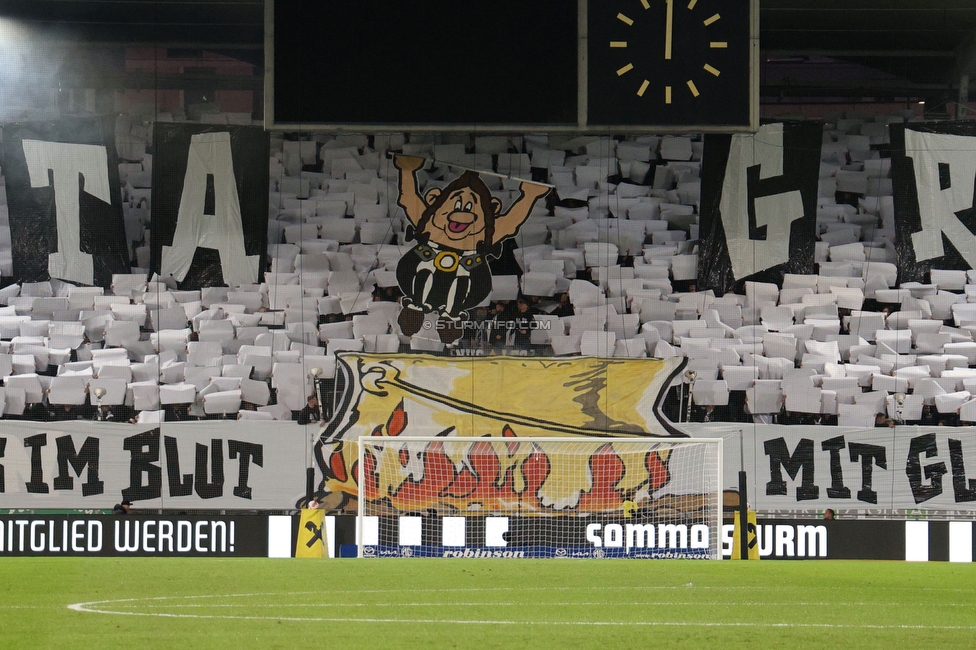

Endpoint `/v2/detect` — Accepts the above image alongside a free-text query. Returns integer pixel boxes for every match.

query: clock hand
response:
[665,0,673,60]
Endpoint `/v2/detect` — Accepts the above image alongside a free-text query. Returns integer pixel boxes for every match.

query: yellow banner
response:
[295,509,327,558]
[323,353,683,442]
[312,354,689,515]
[730,509,760,560]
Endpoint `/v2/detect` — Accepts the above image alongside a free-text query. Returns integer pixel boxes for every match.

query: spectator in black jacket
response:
[295,394,321,425]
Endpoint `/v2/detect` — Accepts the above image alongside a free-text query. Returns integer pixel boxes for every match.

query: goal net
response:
[357,436,722,559]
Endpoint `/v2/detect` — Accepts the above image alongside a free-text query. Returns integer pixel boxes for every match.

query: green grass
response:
[0,558,974,649]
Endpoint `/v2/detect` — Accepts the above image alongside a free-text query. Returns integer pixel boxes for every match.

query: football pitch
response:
[1,558,974,649]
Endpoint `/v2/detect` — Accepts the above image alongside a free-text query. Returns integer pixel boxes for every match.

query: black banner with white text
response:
[0,514,268,557]
[891,121,976,283]
[1,116,130,287]
[698,121,822,295]
[150,123,270,289]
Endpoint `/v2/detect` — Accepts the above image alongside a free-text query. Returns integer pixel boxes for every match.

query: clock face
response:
[587,0,754,129]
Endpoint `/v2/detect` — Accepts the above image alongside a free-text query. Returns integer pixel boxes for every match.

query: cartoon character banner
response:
[2,116,130,287]
[392,155,550,343]
[312,353,686,512]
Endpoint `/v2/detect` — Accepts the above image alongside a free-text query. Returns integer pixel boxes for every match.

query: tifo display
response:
[356,437,722,559]
[6,5,976,649]
[5,102,976,525]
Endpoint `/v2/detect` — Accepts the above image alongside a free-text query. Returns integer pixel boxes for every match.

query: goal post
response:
[357,436,723,559]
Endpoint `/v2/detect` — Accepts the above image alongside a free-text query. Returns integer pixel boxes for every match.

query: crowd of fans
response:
[0,110,971,430]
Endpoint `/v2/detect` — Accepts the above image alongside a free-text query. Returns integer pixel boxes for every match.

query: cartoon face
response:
[422,185,500,250]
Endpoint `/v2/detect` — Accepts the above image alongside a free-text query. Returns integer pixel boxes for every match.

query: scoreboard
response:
[265,0,758,133]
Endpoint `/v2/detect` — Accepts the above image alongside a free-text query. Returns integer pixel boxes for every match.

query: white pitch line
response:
[67,594,976,629]
[124,601,975,609]
[312,584,976,595]
[63,604,976,630]
[197,585,976,595]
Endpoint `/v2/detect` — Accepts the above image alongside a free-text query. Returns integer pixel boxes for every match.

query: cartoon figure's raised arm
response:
[393,155,427,227]
[492,181,551,244]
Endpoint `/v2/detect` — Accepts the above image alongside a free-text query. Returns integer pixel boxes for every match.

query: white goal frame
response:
[357,436,723,559]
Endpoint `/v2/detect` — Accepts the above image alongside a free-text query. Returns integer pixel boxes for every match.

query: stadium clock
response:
[586,0,757,131]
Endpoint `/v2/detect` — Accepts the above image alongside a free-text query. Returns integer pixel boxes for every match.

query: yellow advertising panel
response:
[295,509,327,558]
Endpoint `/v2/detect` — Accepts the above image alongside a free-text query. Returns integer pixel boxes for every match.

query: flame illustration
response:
[317,411,674,515]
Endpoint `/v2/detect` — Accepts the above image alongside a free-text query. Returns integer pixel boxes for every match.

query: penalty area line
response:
[64,603,976,630]
[122,600,974,609]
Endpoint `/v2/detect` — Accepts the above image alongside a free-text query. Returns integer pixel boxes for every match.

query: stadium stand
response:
[0,112,970,433]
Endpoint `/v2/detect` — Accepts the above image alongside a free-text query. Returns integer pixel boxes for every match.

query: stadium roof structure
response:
[2,0,976,111]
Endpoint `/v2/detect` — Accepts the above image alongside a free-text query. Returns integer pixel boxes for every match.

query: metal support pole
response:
[678,382,685,422]
[960,75,969,119]
[684,369,697,423]
[314,377,324,422]
[738,428,749,560]
[306,367,324,505]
